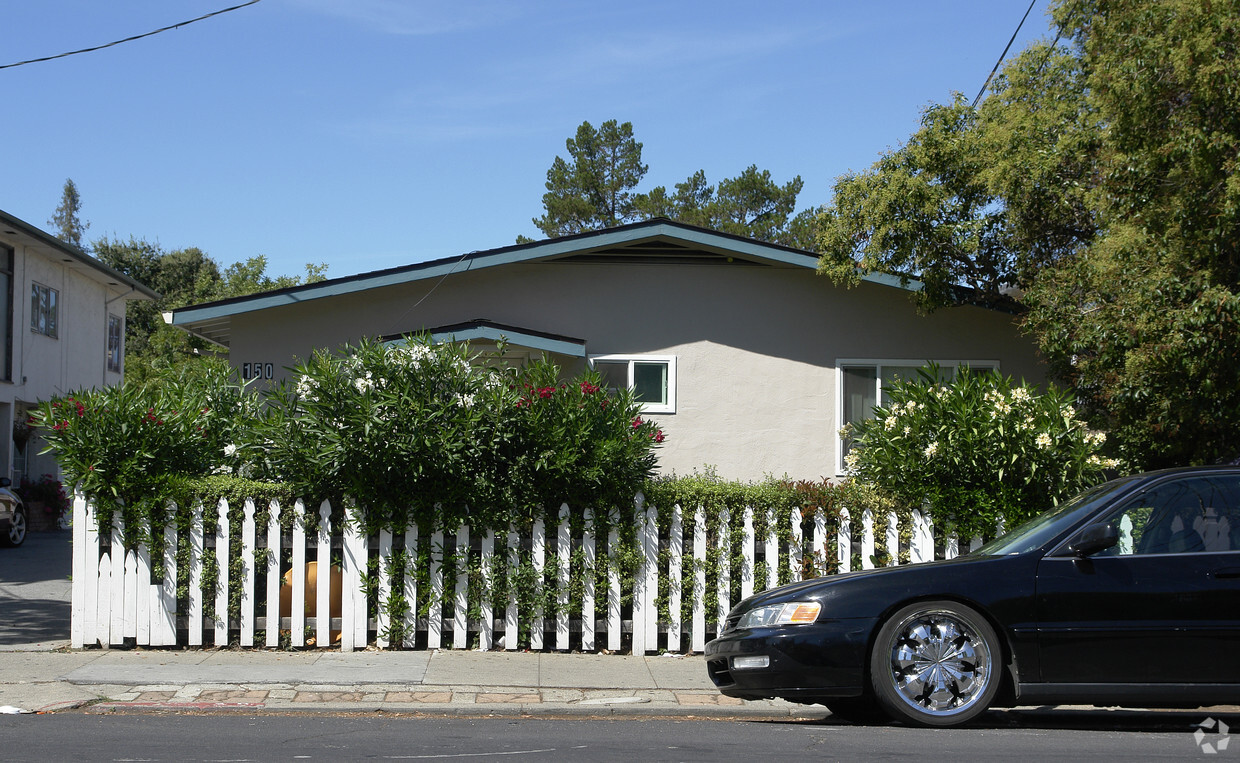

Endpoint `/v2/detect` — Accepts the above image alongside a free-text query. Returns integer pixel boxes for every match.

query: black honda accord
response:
[705,466,1240,726]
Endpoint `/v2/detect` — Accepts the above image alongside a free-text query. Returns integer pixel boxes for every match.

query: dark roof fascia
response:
[382,319,588,358]
[169,219,833,326]
[0,208,160,301]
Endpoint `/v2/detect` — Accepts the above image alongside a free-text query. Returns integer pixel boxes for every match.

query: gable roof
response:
[0,208,160,301]
[168,218,915,348]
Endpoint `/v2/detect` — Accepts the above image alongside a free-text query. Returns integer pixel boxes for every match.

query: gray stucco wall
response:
[226,260,1044,482]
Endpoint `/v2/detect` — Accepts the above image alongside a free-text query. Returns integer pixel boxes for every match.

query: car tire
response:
[2,505,27,547]
[869,600,1001,727]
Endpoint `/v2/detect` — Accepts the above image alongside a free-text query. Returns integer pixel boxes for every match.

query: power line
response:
[971,0,1038,108]
[0,1,262,71]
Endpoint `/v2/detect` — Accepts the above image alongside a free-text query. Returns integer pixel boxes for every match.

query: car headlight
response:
[736,601,821,629]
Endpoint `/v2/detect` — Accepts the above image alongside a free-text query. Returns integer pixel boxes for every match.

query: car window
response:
[1093,475,1240,555]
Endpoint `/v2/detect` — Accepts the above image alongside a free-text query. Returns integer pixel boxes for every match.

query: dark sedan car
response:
[705,466,1240,726]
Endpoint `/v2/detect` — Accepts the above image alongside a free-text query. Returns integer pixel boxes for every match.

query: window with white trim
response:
[31,282,58,338]
[107,314,123,373]
[837,360,998,472]
[590,355,676,413]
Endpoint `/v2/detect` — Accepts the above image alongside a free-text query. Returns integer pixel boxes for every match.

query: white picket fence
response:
[70,491,989,653]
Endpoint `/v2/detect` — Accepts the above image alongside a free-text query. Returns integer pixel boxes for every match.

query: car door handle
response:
[1209,567,1240,579]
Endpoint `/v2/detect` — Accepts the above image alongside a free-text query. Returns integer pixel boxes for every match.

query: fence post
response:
[668,503,683,652]
[156,511,177,645]
[791,507,804,582]
[85,497,103,647]
[631,498,647,655]
[136,541,151,646]
[885,511,899,566]
[96,553,111,649]
[691,505,706,652]
[70,491,88,648]
[762,507,777,591]
[812,509,827,578]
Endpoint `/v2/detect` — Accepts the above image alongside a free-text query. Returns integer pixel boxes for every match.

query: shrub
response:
[843,366,1122,539]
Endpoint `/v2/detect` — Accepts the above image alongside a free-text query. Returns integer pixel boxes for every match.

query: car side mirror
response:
[1068,522,1119,557]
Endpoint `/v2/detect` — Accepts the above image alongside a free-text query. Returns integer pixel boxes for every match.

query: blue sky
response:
[3,0,1054,281]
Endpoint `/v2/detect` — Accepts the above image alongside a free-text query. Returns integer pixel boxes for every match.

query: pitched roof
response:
[0,208,160,301]
[168,218,914,347]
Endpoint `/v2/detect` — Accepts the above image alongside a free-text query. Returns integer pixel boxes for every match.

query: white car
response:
[0,478,26,547]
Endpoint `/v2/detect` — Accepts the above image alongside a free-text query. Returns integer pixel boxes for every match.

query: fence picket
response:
[643,499,658,651]
[136,542,151,646]
[83,498,101,647]
[377,529,393,649]
[315,500,331,648]
[241,499,257,646]
[556,505,569,651]
[454,525,469,650]
[606,519,620,652]
[581,510,595,652]
[188,500,204,646]
[837,507,851,573]
[96,553,111,648]
[157,517,177,645]
[861,508,875,570]
[266,500,282,648]
[70,492,88,648]
[668,503,683,652]
[740,506,754,600]
[717,508,730,631]
[428,530,444,649]
[691,505,706,653]
[110,511,125,645]
[481,530,495,651]
[505,530,518,650]
[404,526,419,649]
[531,519,546,651]
[885,511,899,566]
[123,550,137,640]
[762,508,776,591]
[215,499,230,646]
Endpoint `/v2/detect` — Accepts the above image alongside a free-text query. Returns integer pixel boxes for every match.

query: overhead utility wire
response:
[0,0,262,71]
[971,0,1038,108]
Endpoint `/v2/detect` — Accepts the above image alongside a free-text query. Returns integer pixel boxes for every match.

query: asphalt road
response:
[1,713,1230,761]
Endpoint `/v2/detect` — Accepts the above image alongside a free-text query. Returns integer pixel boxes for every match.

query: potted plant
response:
[17,474,70,532]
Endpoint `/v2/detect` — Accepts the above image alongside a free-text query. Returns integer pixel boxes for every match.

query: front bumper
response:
[704,618,876,702]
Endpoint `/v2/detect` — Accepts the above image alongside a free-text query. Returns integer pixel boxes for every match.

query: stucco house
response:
[169,219,1045,482]
[0,208,159,485]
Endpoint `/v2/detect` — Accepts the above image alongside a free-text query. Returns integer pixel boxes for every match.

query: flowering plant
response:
[17,474,70,518]
[844,365,1122,539]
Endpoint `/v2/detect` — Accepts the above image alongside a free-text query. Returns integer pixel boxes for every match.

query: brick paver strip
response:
[198,690,270,702]
[384,691,453,703]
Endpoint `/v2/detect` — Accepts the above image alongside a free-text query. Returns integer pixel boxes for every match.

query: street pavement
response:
[0,530,813,718]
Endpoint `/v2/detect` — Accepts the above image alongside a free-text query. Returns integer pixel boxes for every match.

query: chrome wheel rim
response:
[9,509,25,544]
[887,610,991,716]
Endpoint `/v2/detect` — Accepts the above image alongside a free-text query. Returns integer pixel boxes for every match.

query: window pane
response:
[842,367,878,460]
[632,361,668,405]
[594,360,628,394]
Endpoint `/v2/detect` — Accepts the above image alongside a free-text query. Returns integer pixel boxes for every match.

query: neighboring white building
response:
[170,219,1045,482]
[0,209,158,485]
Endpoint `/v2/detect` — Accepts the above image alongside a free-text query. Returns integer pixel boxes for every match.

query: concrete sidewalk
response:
[0,647,818,718]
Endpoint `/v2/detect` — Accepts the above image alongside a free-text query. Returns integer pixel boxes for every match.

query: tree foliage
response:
[817,0,1240,468]
[48,178,90,248]
[530,120,814,247]
[94,236,327,382]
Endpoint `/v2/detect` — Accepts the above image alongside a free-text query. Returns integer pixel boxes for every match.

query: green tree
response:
[95,237,327,382]
[816,0,1240,468]
[532,119,649,237]
[48,178,90,248]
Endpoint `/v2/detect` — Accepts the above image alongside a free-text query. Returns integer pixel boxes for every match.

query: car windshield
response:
[972,476,1140,556]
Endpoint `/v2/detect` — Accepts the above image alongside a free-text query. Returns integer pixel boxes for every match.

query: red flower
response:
[653,430,665,444]
[538,386,554,399]
[579,381,600,395]
[631,417,643,429]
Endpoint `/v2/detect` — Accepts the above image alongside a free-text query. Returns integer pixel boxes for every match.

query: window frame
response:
[835,358,999,474]
[589,354,677,414]
[107,313,123,373]
[30,281,59,339]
